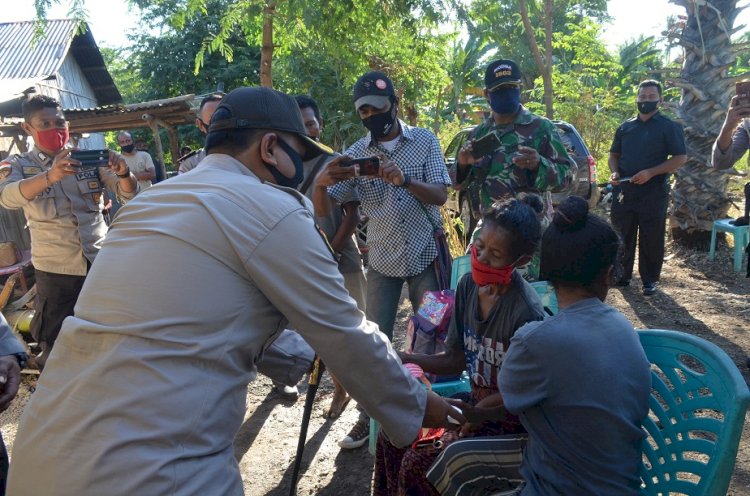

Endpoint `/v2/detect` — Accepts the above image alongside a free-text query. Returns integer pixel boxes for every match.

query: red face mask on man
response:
[470,244,519,287]
[33,127,69,152]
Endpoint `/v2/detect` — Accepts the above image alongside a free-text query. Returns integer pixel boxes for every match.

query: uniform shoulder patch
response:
[0,163,12,180]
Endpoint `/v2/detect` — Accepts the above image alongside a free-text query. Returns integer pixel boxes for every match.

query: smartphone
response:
[470,132,502,159]
[70,149,109,169]
[342,156,381,176]
[736,81,750,104]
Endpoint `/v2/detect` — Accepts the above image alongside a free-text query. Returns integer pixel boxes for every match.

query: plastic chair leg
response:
[734,238,744,272]
[709,226,718,261]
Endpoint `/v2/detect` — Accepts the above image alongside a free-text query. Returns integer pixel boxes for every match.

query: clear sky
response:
[1,0,749,52]
[0,1,137,49]
[603,0,750,51]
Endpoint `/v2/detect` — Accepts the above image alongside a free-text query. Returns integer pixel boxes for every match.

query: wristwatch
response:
[116,167,131,178]
[13,352,28,369]
[399,175,412,188]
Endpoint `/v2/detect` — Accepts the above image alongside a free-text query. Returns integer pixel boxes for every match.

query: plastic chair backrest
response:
[450,255,471,289]
[529,281,558,316]
[637,329,750,496]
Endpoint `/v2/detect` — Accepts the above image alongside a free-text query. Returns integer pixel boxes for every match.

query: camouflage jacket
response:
[451,108,576,208]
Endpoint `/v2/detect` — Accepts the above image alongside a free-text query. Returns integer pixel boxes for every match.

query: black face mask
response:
[363,104,397,139]
[120,144,135,153]
[637,101,659,115]
[265,138,305,189]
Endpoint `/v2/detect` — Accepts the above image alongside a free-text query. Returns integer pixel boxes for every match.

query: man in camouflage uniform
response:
[0,95,137,369]
[452,59,575,214]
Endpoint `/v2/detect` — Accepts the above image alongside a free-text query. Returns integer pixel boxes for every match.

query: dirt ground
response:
[0,237,749,495]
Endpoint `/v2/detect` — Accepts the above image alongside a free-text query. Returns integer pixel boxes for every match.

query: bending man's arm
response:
[246,207,459,446]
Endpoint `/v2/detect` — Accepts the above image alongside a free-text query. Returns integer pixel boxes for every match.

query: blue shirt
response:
[500,298,651,495]
[329,121,451,277]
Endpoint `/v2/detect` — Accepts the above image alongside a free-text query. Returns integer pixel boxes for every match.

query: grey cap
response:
[352,71,395,111]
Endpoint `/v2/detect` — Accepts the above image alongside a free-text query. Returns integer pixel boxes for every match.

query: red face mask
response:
[33,127,69,152]
[470,244,515,287]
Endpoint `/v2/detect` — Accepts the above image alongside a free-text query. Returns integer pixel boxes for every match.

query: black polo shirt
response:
[610,112,686,197]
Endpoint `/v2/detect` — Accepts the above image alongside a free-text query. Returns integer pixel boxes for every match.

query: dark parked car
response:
[444,120,599,241]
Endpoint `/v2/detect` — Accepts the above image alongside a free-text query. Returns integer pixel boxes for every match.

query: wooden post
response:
[152,118,180,173]
[143,114,167,181]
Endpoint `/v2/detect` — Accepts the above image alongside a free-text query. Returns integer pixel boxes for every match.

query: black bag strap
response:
[416,200,440,232]
[300,155,330,196]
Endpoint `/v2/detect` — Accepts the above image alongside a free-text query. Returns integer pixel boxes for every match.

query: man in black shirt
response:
[608,80,687,296]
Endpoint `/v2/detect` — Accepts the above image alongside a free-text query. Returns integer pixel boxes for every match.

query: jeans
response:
[365,263,439,341]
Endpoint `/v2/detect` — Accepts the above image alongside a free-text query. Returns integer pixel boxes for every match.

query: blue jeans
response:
[365,264,438,341]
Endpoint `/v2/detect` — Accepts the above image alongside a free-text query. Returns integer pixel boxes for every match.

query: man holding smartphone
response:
[712,80,750,171]
[609,80,686,296]
[0,95,137,369]
[313,71,451,449]
[453,59,575,223]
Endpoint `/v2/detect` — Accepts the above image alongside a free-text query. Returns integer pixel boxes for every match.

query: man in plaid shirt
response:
[313,71,451,449]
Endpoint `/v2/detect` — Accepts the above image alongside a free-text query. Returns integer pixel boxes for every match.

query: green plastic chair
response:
[450,254,471,289]
[529,281,558,316]
[638,329,750,495]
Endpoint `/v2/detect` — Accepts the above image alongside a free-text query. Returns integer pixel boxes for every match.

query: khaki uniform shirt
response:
[0,147,138,276]
[8,153,425,496]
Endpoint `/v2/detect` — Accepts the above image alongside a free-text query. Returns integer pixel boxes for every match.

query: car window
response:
[555,127,578,156]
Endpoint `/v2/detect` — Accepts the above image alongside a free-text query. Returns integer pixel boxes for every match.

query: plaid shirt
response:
[329,121,451,277]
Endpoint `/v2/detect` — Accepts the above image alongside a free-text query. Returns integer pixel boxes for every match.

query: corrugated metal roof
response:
[0,19,76,81]
[0,19,121,105]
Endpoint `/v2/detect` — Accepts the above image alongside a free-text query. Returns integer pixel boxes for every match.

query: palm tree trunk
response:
[669,0,741,247]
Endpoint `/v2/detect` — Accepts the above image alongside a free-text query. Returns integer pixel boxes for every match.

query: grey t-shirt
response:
[500,297,651,496]
[446,271,545,390]
[301,155,363,274]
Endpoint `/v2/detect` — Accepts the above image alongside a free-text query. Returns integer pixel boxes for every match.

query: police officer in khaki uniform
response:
[7,87,464,496]
[0,95,137,369]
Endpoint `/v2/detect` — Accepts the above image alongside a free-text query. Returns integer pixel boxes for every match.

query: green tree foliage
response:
[523,17,642,178]
[130,0,262,100]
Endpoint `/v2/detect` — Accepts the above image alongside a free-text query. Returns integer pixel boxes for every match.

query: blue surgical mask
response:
[489,87,521,115]
[266,138,305,189]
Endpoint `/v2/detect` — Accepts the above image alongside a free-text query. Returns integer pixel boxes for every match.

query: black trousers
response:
[29,268,87,347]
[611,189,668,286]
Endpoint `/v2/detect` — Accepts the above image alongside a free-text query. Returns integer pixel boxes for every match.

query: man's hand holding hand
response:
[422,390,467,428]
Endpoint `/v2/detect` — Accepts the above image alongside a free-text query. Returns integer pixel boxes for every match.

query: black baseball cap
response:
[353,71,395,111]
[485,59,523,91]
[209,87,331,158]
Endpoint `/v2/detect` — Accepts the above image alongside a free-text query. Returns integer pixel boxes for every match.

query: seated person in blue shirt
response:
[428,196,652,495]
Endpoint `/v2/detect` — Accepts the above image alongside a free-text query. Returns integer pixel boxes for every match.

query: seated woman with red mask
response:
[372,195,546,496]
